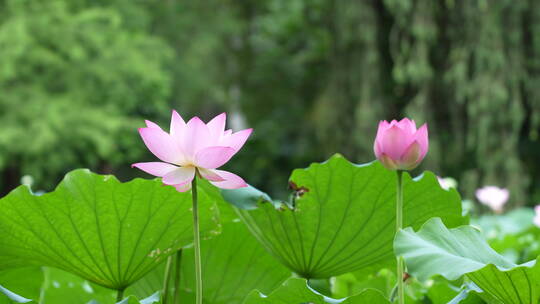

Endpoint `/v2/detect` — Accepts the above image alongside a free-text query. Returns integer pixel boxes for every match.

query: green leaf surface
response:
[474,208,535,238]
[199,179,240,224]
[226,155,465,278]
[332,270,430,303]
[243,277,389,304]
[128,221,291,304]
[0,268,42,303]
[332,272,392,299]
[308,278,332,297]
[0,169,220,290]
[221,185,273,210]
[426,281,460,304]
[0,285,34,304]
[489,226,540,264]
[40,267,115,304]
[0,266,116,304]
[182,221,291,303]
[395,218,540,304]
[467,261,540,304]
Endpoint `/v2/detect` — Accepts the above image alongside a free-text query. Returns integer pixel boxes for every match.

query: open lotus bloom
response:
[132,111,252,192]
[475,186,509,213]
[373,118,428,171]
[534,206,540,228]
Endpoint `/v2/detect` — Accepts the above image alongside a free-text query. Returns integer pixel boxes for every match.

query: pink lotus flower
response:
[534,205,540,227]
[373,118,428,170]
[132,111,252,192]
[475,186,509,213]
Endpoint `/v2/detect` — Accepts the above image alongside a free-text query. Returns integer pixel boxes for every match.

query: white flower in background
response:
[534,205,540,228]
[20,175,34,188]
[475,186,509,213]
[437,176,457,190]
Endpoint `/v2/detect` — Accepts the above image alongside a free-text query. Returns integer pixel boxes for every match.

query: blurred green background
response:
[1,0,540,207]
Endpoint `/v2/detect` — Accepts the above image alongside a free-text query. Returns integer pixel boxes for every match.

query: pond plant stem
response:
[116,288,125,302]
[396,170,404,304]
[173,250,183,304]
[192,175,203,304]
[162,255,174,304]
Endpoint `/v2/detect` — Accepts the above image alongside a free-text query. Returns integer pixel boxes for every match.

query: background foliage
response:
[1,0,540,207]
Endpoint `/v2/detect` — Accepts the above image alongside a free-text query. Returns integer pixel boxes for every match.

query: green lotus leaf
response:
[0,268,42,303]
[40,267,116,304]
[225,154,466,278]
[474,208,540,263]
[395,218,540,304]
[0,169,220,290]
[128,221,291,304]
[0,285,34,303]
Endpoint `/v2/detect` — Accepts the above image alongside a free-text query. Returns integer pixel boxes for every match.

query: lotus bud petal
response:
[374,118,428,171]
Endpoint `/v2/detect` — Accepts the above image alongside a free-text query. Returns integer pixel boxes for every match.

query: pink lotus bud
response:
[534,205,540,227]
[373,118,428,171]
[475,186,509,213]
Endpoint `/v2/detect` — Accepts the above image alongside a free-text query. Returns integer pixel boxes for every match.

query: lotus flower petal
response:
[139,127,183,164]
[220,129,253,153]
[207,113,227,143]
[131,162,178,177]
[400,141,422,169]
[182,117,211,158]
[145,120,161,129]
[379,125,410,160]
[162,167,196,185]
[195,146,236,169]
[378,154,399,170]
[475,186,509,212]
[416,124,429,158]
[198,168,226,182]
[170,110,186,139]
[398,118,417,134]
[209,170,247,189]
[175,182,192,192]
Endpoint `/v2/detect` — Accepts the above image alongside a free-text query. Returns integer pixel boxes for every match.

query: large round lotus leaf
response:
[0,169,220,290]
[395,218,540,304]
[223,154,466,279]
[127,221,291,304]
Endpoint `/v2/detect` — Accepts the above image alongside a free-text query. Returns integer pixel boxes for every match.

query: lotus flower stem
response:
[396,170,404,304]
[116,288,125,302]
[191,175,203,304]
[162,255,174,304]
[173,250,183,304]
